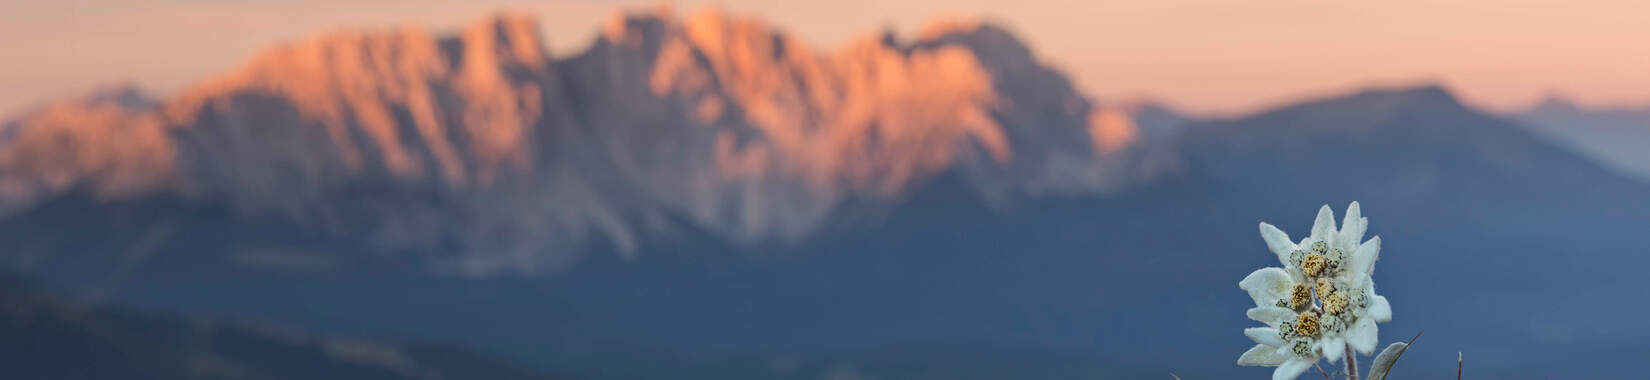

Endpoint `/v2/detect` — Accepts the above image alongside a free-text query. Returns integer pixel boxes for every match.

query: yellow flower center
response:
[1302,254,1327,277]
[1295,312,1321,338]
[1323,292,1349,315]
[1315,278,1335,295]
[1289,283,1313,310]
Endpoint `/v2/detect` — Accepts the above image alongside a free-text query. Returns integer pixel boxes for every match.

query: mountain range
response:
[0,9,1167,277]
[3,7,1648,379]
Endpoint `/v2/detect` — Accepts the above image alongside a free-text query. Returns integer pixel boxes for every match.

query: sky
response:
[2,0,1647,116]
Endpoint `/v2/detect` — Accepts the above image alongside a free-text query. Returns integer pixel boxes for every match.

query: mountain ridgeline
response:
[1511,95,1650,181]
[0,9,1153,276]
[3,8,1650,380]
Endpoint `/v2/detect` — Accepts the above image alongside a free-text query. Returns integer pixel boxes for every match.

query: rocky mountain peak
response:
[0,9,1144,274]
[913,18,1036,68]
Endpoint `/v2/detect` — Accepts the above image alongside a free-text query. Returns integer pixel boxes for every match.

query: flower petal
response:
[1246,327,1285,346]
[1347,236,1381,280]
[1248,306,1296,326]
[1310,205,1337,245]
[1369,294,1392,322]
[1260,222,1297,265]
[1273,359,1313,380]
[1241,267,1295,307]
[1239,344,1291,366]
[1339,202,1366,250]
[1348,317,1379,354]
[1321,337,1345,363]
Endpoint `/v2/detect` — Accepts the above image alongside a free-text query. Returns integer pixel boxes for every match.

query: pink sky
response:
[2,0,1647,115]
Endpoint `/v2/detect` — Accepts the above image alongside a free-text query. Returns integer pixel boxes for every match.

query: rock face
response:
[1511,95,1650,182]
[0,85,172,213]
[170,13,571,192]
[559,9,1139,248]
[0,9,1150,274]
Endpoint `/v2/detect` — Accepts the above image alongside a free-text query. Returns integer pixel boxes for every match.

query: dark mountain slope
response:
[0,275,563,380]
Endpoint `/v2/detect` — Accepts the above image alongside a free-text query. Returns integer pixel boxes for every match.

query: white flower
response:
[1238,268,1323,380]
[1260,204,1351,284]
[1316,202,1392,355]
[1335,283,1392,354]
[1241,202,1395,379]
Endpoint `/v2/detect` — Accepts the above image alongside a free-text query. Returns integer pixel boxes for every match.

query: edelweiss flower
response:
[1320,202,1392,355]
[1238,267,1323,380]
[1241,203,1394,379]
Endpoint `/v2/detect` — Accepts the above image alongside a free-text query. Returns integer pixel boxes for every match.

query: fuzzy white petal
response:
[1339,202,1366,250]
[1247,306,1296,326]
[1310,205,1338,245]
[1239,344,1291,366]
[1260,223,1297,266]
[1348,318,1379,354]
[1241,267,1295,307]
[1347,236,1381,280]
[1273,359,1313,380]
[1321,337,1345,363]
[1370,294,1392,322]
[1246,327,1286,346]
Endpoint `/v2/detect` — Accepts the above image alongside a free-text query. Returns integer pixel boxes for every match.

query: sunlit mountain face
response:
[1,9,1153,277]
[3,8,1649,380]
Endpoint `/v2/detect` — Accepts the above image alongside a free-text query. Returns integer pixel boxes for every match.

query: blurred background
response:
[2,1,1647,379]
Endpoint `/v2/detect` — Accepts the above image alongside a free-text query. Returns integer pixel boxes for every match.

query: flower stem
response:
[1344,343,1360,380]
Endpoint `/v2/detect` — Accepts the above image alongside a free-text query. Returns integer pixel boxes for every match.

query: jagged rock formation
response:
[0,9,1152,275]
[0,86,173,213]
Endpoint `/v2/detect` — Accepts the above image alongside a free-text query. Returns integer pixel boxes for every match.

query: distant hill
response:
[1510,95,1650,181]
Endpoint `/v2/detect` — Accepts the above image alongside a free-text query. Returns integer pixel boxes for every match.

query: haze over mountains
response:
[2,7,1648,380]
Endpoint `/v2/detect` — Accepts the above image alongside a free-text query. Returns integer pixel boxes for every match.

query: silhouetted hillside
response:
[0,275,561,380]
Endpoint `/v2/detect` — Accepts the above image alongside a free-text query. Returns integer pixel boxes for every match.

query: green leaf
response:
[1368,342,1409,380]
